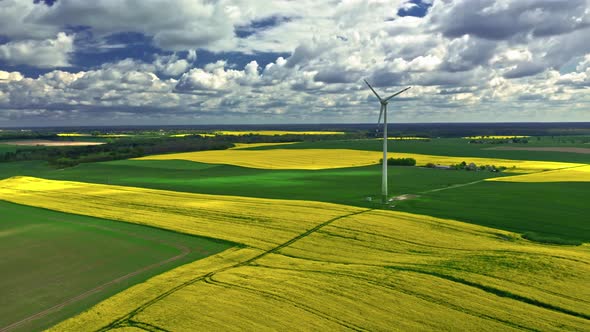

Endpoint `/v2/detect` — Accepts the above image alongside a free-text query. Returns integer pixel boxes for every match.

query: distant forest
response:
[0,132,364,168]
[2,122,590,168]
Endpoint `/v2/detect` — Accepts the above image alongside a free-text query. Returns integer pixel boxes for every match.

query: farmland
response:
[214,130,345,135]
[0,144,19,153]
[0,131,589,330]
[0,199,232,332]
[487,165,590,182]
[136,148,584,171]
[0,177,587,331]
[5,160,501,207]
[245,137,590,164]
[1,140,587,245]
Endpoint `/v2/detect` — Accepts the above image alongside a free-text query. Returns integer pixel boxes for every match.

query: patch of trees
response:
[380,157,417,166]
[468,138,529,144]
[0,132,361,168]
[0,136,232,168]
[444,161,507,172]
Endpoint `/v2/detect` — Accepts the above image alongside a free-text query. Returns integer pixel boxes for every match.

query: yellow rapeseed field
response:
[136,148,381,169]
[58,133,131,138]
[215,130,345,136]
[487,165,590,182]
[170,133,217,137]
[0,177,587,331]
[136,148,584,171]
[56,133,88,137]
[388,136,429,140]
[229,142,299,149]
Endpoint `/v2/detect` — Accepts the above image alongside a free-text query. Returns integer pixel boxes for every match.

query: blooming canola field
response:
[215,130,345,135]
[136,148,584,171]
[487,165,590,182]
[0,177,588,331]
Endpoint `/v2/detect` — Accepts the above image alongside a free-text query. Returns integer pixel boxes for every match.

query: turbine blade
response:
[364,79,382,101]
[377,104,384,126]
[383,86,411,102]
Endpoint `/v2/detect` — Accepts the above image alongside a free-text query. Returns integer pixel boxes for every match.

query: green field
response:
[395,181,589,244]
[0,133,589,330]
[1,159,503,207]
[0,200,233,332]
[0,144,20,153]
[2,158,587,244]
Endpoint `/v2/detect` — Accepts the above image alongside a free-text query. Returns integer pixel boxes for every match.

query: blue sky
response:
[0,0,589,126]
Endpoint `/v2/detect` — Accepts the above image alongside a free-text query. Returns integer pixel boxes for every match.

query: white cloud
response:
[0,71,24,83]
[153,54,190,76]
[0,32,73,68]
[0,0,589,124]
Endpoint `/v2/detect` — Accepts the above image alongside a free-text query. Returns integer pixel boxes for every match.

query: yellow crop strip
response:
[56,133,88,137]
[388,136,429,140]
[0,177,587,331]
[0,177,358,250]
[487,165,590,182]
[136,148,584,171]
[136,149,382,169]
[463,135,530,139]
[170,133,217,137]
[229,142,299,149]
[215,130,345,136]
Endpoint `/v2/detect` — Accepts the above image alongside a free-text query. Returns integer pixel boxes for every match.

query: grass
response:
[0,144,21,153]
[0,199,232,332]
[7,160,502,208]
[394,181,590,243]
[0,178,583,331]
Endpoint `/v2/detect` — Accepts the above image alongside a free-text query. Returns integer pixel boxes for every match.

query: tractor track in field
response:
[0,219,192,332]
[98,208,373,332]
[252,264,539,331]
[203,275,367,331]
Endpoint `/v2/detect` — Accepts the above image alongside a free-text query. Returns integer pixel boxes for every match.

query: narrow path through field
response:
[99,209,374,332]
[0,218,192,332]
[419,164,589,195]
[419,179,486,194]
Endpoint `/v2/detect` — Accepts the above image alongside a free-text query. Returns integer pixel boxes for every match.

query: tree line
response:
[0,132,363,168]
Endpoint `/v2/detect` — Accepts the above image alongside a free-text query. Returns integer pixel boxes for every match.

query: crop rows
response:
[0,177,588,331]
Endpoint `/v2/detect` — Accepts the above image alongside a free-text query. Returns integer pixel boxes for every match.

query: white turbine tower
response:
[364,79,411,203]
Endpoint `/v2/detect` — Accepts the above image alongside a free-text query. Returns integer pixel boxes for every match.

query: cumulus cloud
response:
[0,32,73,68]
[430,0,590,40]
[0,0,589,124]
[0,71,24,83]
[153,54,190,76]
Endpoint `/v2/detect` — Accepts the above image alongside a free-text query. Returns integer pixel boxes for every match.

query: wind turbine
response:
[364,79,411,203]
